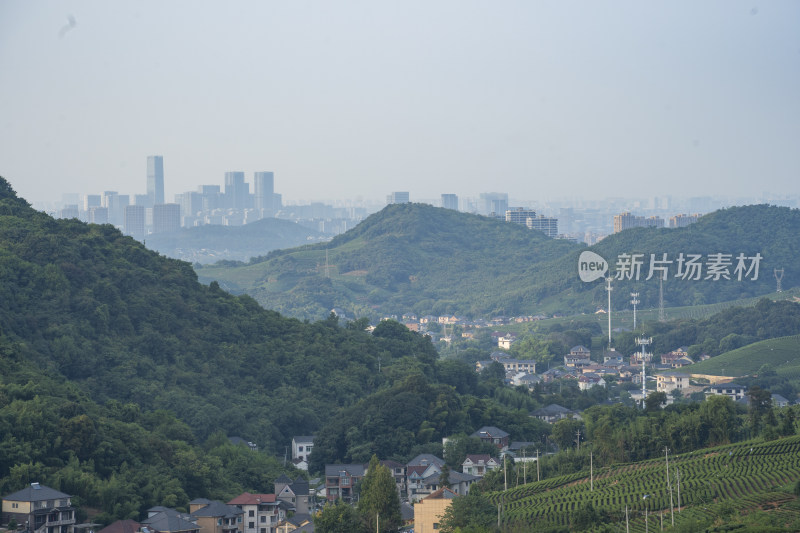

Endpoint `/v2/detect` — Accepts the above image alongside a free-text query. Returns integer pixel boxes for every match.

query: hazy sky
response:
[1,1,798,206]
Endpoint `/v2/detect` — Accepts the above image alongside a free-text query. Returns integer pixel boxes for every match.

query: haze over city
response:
[1,1,798,207]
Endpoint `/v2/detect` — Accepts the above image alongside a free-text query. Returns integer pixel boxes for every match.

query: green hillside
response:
[685,335,800,379]
[487,436,800,532]
[197,204,800,321]
[197,203,580,320]
[143,216,329,264]
[0,177,547,522]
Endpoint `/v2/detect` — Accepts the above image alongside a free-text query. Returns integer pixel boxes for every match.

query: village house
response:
[291,436,313,471]
[530,404,578,424]
[705,383,748,402]
[656,372,690,394]
[471,426,510,450]
[461,455,499,477]
[2,483,77,533]
[228,493,284,533]
[189,500,244,533]
[274,475,310,515]
[414,488,458,533]
[578,374,606,390]
[323,464,365,503]
[142,508,199,533]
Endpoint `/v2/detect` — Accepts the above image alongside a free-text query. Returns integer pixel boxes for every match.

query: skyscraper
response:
[224,171,248,209]
[147,156,165,206]
[441,194,459,211]
[254,171,274,212]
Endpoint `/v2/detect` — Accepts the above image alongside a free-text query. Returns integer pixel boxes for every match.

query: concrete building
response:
[254,172,275,213]
[387,191,410,204]
[505,208,537,224]
[669,213,702,228]
[124,205,145,239]
[613,212,664,233]
[441,193,458,211]
[414,487,457,533]
[153,203,181,233]
[527,215,559,238]
[225,172,249,209]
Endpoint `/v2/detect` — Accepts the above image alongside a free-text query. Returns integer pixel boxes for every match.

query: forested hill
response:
[537,204,800,313]
[197,203,799,320]
[0,177,437,464]
[196,203,581,320]
[143,217,329,264]
[0,176,552,519]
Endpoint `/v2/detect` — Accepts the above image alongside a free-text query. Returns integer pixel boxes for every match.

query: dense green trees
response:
[358,456,401,533]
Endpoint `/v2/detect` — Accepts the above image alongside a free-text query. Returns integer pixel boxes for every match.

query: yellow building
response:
[414,487,457,533]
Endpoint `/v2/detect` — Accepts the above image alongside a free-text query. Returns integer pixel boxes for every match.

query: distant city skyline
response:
[2,2,798,207]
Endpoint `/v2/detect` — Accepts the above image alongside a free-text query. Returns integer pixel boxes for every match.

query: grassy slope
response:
[488,435,800,532]
[684,335,800,379]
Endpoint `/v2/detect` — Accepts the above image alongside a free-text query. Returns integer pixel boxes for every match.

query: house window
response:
[248,523,254,529]
[249,510,255,517]
[218,519,222,526]
[260,516,266,523]
[298,446,303,452]
[433,523,439,529]
[260,529,266,533]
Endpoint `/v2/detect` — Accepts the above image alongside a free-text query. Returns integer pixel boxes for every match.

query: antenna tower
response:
[658,278,665,322]
[636,336,653,407]
[630,292,640,331]
[774,268,784,292]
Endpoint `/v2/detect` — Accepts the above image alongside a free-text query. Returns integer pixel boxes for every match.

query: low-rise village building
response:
[414,488,457,533]
[461,455,499,477]
[656,372,690,394]
[2,483,77,533]
[704,383,748,402]
[470,426,510,450]
[228,493,284,533]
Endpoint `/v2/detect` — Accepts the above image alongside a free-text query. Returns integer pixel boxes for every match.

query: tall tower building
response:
[224,172,248,209]
[254,171,274,212]
[147,156,165,206]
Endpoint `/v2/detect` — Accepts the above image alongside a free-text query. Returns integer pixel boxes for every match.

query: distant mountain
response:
[196,203,581,320]
[540,204,800,313]
[197,203,799,321]
[144,217,330,264]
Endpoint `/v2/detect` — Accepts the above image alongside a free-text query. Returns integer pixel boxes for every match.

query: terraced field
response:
[486,436,800,531]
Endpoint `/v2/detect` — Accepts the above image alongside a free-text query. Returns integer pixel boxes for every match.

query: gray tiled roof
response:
[190,501,243,519]
[3,484,70,502]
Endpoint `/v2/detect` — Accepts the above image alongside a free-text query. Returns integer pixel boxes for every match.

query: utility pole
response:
[665,447,674,526]
[676,468,681,513]
[590,450,593,492]
[536,449,540,482]
[625,505,629,533]
[631,292,640,331]
[605,276,613,345]
[575,429,581,451]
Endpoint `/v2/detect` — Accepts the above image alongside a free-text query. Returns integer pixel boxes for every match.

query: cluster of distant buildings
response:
[46,156,728,246]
